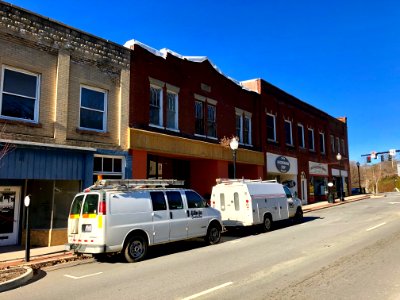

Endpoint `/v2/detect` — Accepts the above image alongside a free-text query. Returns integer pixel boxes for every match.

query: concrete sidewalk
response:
[0,193,373,269]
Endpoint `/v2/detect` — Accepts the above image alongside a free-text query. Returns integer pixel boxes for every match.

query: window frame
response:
[207,104,217,138]
[0,65,40,123]
[194,100,205,136]
[284,120,293,146]
[297,124,305,148]
[166,90,179,131]
[266,113,276,142]
[149,85,163,128]
[93,154,125,179]
[331,135,335,153]
[336,137,340,154]
[79,85,107,132]
[308,128,315,151]
[319,132,325,154]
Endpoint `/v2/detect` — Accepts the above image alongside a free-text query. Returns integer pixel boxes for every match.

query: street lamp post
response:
[356,161,362,194]
[336,153,344,201]
[230,138,239,179]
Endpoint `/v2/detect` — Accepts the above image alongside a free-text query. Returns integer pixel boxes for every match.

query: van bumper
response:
[65,243,106,254]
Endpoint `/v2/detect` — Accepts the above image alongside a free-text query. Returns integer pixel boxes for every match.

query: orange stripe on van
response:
[69,214,80,219]
[82,214,97,218]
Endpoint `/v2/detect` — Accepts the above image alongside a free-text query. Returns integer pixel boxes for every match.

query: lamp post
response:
[356,161,362,194]
[230,137,239,179]
[336,153,344,201]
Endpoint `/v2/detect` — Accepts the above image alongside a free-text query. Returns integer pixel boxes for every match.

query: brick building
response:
[125,41,350,203]
[0,2,131,246]
[126,41,264,198]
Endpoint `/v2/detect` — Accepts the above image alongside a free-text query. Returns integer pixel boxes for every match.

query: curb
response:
[303,195,371,213]
[0,266,33,293]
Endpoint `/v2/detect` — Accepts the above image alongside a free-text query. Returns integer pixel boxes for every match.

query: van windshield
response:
[70,195,84,214]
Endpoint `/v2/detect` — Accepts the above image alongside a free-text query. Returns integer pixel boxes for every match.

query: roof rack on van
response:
[86,179,185,191]
[215,178,277,184]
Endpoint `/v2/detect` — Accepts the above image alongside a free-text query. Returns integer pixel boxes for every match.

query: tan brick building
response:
[0,2,131,246]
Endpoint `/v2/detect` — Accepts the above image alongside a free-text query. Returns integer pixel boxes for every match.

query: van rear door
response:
[68,192,105,250]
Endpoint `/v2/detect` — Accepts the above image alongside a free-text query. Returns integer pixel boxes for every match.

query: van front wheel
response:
[205,224,221,245]
[124,235,148,263]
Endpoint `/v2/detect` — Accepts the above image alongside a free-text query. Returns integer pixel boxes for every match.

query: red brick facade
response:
[127,42,350,203]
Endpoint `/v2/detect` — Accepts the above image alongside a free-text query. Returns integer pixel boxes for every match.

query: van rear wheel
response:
[124,235,148,263]
[262,215,272,232]
[205,224,221,245]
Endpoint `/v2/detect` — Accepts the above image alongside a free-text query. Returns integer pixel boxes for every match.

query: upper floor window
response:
[80,86,107,131]
[207,104,217,138]
[195,100,205,135]
[150,85,163,127]
[93,155,124,183]
[166,91,178,130]
[285,120,293,146]
[308,128,315,151]
[341,139,345,155]
[0,66,40,123]
[336,137,340,153]
[266,114,276,142]
[298,124,305,148]
[236,109,252,145]
[331,135,335,153]
[319,132,325,154]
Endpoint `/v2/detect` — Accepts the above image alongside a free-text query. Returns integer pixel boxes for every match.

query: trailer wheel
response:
[294,207,303,224]
[205,223,222,245]
[262,215,272,232]
[123,235,148,263]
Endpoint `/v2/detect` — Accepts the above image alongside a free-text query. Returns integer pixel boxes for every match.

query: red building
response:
[126,41,350,203]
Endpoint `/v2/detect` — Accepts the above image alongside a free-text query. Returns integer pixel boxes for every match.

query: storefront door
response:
[0,186,21,246]
[301,178,308,205]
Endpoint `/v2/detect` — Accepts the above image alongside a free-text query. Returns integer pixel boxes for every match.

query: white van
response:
[210,179,303,231]
[66,179,223,262]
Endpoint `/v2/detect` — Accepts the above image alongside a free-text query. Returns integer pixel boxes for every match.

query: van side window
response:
[70,195,84,214]
[185,191,205,208]
[283,186,292,198]
[150,191,167,211]
[234,192,240,211]
[220,193,225,211]
[83,194,99,214]
[166,191,184,210]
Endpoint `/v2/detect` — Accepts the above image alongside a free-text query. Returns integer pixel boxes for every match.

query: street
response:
[3,194,400,300]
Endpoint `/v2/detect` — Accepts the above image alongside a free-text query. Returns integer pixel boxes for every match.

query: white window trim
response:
[285,120,293,146]
[166,90,179,131]
[298,123,305,148]
[79,84,107,132]
[0,65,40,123]
[93,154,125,178]
[308,128,315,151]
[235,111,243,142]
[319,132,326,154]
[150,84,163,127]
[244,115,252,146]
[267,113,277,142]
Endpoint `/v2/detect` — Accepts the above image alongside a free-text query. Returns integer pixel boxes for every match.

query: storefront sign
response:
[309,161,328,176]
[275,156,291,173]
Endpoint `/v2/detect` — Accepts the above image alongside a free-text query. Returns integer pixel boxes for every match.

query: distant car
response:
[351,188,362,195]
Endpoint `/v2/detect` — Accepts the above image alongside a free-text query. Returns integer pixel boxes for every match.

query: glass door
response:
[0,186,21,246]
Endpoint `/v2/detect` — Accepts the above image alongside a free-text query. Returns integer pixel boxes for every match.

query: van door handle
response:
[170,212,173,219]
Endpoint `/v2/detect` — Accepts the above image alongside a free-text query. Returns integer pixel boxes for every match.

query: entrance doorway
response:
[301,178,308,205]
[0,186,21,246]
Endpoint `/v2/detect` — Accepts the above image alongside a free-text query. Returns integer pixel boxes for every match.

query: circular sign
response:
[275,156,290,173]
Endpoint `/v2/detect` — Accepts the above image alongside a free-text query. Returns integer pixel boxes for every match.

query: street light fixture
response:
[230,137,239,179]
[336,153,344,201]
[356,161,362,194]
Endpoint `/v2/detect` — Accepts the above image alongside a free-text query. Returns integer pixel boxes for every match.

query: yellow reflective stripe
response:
[69,214,80,219]
[98,215,103,229]
[82,214,97,218]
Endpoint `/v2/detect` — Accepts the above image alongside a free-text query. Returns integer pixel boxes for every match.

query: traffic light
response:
[367,156,371,163]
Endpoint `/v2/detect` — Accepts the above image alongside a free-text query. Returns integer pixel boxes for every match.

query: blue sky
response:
[6,0,400,163]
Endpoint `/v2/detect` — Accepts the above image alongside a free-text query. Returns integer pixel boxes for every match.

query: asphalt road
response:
[3,194,400,300]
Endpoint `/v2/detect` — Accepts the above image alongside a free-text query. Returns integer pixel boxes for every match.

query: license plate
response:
[82,224,92,232]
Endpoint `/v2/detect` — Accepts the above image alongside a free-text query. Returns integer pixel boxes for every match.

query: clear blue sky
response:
[6,0,400,163]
